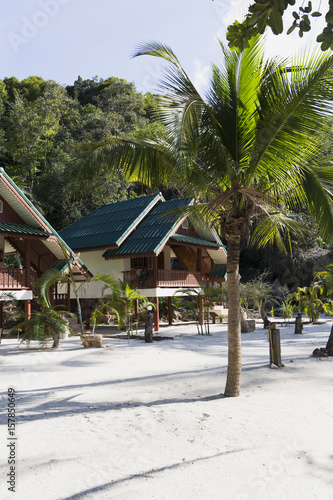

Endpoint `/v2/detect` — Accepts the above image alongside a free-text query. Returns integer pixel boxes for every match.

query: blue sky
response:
[0,0,325,94]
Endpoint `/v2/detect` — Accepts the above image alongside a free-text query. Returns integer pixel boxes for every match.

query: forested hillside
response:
[0,75,166,230]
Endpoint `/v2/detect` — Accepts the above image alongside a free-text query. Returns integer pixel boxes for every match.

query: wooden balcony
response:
[0,268,38,290]
[122,269,204,288]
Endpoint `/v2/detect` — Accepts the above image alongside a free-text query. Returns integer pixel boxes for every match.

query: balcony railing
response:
[122,269,204,288]
[157,270,204,287]
[0,268,29,289]
[55,293,68,307]
[0,268,39,291]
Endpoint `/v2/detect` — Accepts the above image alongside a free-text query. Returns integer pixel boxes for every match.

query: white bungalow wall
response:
[58,250,130,299]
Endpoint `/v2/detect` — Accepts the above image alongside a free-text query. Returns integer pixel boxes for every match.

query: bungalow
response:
[59,193,227,331]
[0,168,91,330]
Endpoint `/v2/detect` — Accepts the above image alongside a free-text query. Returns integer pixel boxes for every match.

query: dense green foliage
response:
[226,0,333,52]
[0,75,163,229]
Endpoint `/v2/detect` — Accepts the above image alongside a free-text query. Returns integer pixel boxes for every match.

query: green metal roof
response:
[59,194,162,250]
[103,198,198,257]
[207,264,227,279]
[0,222,50,236]
[171,234,222,248]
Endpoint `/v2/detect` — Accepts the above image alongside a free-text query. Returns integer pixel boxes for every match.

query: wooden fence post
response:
[269,327,284,367]
[295,312,303,334]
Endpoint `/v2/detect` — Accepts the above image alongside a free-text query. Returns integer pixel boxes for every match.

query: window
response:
[171,258,185,270]
[131,256,152,269]
[181,219,189,229]
[0,200,3,213]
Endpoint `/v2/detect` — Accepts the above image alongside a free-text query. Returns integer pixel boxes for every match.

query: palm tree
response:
[92,279,155,343]
[37,241,118,336]
[75,38,333,396]
[11,306,75,349]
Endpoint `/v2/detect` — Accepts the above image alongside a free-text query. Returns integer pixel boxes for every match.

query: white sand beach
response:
[0,320,332,500]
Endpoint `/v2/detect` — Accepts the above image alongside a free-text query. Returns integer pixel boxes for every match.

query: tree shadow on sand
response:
[62,447,252,500]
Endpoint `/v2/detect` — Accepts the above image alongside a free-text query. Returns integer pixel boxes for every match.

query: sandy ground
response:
[0,319,332,500]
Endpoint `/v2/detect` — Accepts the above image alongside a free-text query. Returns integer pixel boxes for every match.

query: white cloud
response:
[193,58,211,94]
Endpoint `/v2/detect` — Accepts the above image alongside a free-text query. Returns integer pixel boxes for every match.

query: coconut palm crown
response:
[76,37,333,396]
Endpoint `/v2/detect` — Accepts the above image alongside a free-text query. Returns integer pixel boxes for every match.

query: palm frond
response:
[247,49,333,184]
[37,268,67,307]
[300,164,333,242]
[71,137,176,190]
[250,213,311,253]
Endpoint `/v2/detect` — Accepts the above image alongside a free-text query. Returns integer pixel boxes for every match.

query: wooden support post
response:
[25,240,31,288]
[153,297,159,332]
[168,296,173,325]
[197,248,203,280]
[25,300,31,321]
[212,312,216,324]
[134,299,139,320]
[153,255,158,287]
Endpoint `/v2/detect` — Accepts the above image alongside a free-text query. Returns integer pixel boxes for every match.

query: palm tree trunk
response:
[75,290,85,336]
[224,229,242,397]
[52,330,60,349]
[326,325,333,355]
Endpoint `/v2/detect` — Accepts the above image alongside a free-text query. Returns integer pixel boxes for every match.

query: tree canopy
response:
[226,0,333,52]
[0,75,164,229]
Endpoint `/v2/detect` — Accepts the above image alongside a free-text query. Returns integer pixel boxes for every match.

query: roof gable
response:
[0,169,53,232]
[103,197,194,257]
[0,168,91,276]
[59,193,163,251]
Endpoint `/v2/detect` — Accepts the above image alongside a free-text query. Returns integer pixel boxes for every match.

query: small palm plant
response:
[92,279,154,343]
[37,241,118,336]
[10,275,76,348]
[280,300,296,320]
[11,306,76,348]
[10,242,118,347]
[291,278,333,323]
[176,283,223,335]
